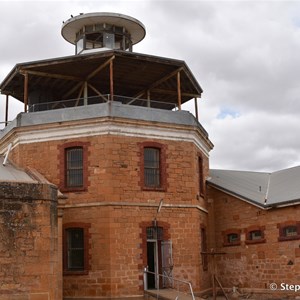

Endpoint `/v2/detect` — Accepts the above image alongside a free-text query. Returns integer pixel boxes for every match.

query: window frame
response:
[144,147,161,188]
[65,147,84,188]
[245,226,266,245]
[222,229,241,247]
[139,142,167,191]
[63,223,91,275]
[278,221,300,242]
[58,142,90,192]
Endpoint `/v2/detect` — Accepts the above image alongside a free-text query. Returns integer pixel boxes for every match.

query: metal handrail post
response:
[143,267,148,291]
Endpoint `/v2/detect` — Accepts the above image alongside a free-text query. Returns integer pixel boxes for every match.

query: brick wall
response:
[0,182,61,300]
[62,205,210,298]
[7,131,211,298]
[208,185,300,298]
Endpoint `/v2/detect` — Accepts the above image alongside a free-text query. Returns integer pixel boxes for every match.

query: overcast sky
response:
[1,0,300,172]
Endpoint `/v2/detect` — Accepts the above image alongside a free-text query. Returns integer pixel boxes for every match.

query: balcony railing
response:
[28,94,178,112]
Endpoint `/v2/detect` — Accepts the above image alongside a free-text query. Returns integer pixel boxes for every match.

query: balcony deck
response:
[0,100,210,145]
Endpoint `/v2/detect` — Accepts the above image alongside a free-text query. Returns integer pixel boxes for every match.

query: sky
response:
[1,0,300,172]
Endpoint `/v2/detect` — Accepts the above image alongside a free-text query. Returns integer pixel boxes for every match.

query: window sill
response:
[223,242,241,247]
[60,187,87,193]
[63,270,89,276]
[278,235,300,242]
[142,186,166,192]
[245,238,266,245]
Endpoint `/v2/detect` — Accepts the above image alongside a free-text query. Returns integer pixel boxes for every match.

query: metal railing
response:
[28,94,178,112]
[143,267,195,300]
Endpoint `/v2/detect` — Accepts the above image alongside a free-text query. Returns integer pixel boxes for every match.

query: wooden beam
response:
[147,90,150,107]
[86,55,115,80]
[5,95,9,126]
[88,84,109,102]
[74,83,85,107]
[62,82,83,99]
[22,69,81,82]
[177,71,181,110]
[23,72,29,112]
[133,67,183,101]
[109,60,114,101]
[83,81,88,105]
[151,88,200,98]
[194,97,199,121]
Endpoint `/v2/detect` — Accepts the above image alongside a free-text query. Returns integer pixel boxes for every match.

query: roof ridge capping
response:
[208,165,300,209]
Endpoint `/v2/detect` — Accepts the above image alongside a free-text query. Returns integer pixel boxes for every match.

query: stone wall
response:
[8,132,211,298]
[0,182,61,300]
[208,185,300,299]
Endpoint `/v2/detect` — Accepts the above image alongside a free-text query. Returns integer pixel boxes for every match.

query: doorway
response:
[146,226,164,289]
[147,240,158,289]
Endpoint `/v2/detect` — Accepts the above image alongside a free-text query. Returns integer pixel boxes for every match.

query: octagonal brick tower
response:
[0,12,214,299]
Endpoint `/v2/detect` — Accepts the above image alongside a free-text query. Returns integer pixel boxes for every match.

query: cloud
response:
[1,0,300,173]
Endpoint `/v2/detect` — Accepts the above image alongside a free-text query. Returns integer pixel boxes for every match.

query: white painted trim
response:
[1,121,212,157]
[59,201,208,214]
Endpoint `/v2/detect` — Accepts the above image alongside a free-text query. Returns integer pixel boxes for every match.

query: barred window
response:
[67,228,84,271]
[278,222,300,242]
[63,223,90,275]
[228,233,239,243]
[249,230,263,240]
[284,226,297,237]
[147,226,163,240]
[66,147,83,187]
[144,148,160,188]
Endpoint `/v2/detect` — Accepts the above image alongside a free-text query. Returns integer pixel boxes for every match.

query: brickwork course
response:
[4,125,211,298]
[2,11,299,300]
[207,185,300,299]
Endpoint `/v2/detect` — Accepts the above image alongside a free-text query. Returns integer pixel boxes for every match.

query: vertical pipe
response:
[5,95,9,126]
[110,60,114,101]
[23,72,29,112]
[143,267,148,290]
[147,90,151,107]
[177,71,181,111]
[84,81,88,105]
[194,97,199,121]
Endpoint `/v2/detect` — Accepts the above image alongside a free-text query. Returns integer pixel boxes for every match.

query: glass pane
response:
[66,148,83,187]
[67,228,84,270]
[250,230,262,240]
[228,233,238,243]
[144,148,159,168]
[144,148,160,187]
[76,38,84,54]
[285,226,297,237]
[103,32,115,49]
[147,226,163,240]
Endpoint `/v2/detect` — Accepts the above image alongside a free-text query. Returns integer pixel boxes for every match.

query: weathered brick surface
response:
[7,130,210,298]
[62,205,210,298]
[208,185,300,298]
[0,183,60,300]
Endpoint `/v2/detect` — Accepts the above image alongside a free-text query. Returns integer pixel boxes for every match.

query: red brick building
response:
[207,167,300,299]
[0,13,213,299]
[1,11,299,300]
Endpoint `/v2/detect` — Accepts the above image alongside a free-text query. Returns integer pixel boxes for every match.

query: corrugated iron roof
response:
[0,157,37,183]
[208,166,300,208]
